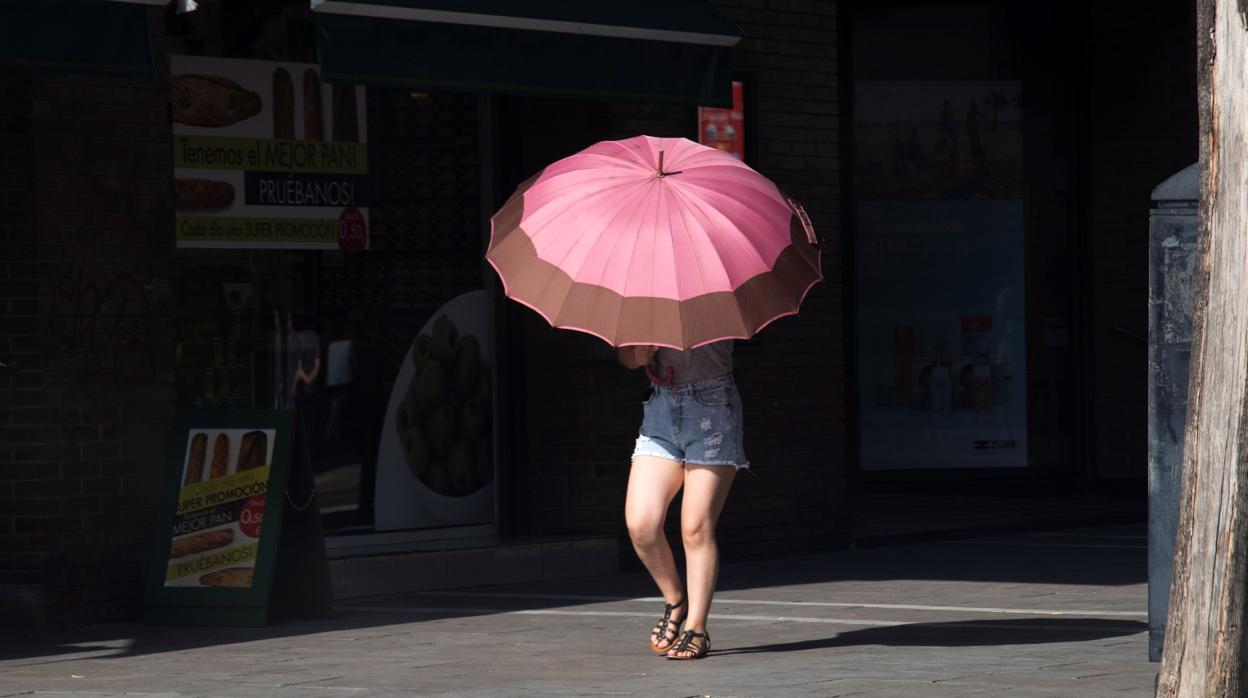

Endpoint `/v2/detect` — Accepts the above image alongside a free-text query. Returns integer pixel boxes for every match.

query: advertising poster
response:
[163,428,276,588]
[374,290,496,530]
[698,80,745,162]
[172,55,369,250]
[854,81,1027,470]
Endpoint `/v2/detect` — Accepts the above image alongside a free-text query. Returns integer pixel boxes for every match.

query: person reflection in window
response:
[287,312,322,407]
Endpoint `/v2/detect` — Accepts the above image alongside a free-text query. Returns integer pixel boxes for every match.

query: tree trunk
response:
[1157,0,1248,695]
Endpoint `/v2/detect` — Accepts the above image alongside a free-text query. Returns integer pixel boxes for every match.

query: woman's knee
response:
[626,510,665,547]
[681,518,715,548]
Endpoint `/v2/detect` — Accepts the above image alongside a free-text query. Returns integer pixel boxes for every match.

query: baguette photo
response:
[272,68,295,139]
[184,432,207,485]
[199,567,254,588]
[303,69,324,140]
[170,528,235,559]
[209,433,231,479]
[237,431,268,471]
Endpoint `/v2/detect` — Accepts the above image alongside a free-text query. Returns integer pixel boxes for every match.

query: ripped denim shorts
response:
[631,374,749,469]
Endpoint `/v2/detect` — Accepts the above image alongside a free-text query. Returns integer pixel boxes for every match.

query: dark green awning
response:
[311,0,741,107]
[0,1,154,77]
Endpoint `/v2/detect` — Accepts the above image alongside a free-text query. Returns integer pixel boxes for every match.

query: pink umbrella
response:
[487,135,821,376]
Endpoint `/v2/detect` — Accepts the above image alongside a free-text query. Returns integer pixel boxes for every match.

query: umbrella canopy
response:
[487,135,821,350]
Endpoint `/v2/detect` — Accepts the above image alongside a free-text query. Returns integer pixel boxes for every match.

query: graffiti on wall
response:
[49,265,158,384]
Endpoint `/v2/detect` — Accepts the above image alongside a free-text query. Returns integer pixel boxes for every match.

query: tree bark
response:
[1157,0,1248,695]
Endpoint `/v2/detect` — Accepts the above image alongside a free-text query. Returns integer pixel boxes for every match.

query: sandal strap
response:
[651,596,687,643]
[672,629,709,656]
[654,596,686,629]
[652,619,680,640]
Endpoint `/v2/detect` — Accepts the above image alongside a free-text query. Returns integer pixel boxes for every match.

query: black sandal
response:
[666,629,710,660]
[649,596,687,654]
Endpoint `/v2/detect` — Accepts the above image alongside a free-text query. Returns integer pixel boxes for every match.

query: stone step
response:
[328,534,619,599]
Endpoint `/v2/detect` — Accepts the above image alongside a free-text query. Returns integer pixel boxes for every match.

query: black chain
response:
[285,486,317,511]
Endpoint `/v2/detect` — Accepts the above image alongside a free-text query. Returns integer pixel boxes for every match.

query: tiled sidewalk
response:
[0,525,1152,697]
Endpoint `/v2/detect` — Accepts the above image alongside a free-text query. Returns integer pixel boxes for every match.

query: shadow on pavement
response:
[713,618,1149,655]
[0,612,434,663]
[0,526,1147,664]
[715,526,1146,590]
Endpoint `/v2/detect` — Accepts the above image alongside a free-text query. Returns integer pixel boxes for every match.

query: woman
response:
[617,340,747,660]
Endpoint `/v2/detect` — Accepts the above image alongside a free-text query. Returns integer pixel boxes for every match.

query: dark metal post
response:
[1147,163,1198,661]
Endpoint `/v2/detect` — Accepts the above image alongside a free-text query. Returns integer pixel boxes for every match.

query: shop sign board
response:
[145,409,332,626]
[697,80,745,162]
[172,55,369,250]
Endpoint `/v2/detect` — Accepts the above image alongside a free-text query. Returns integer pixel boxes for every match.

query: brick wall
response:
[520,0,848,563]
[0,53,176,622]
[0,72,40,614]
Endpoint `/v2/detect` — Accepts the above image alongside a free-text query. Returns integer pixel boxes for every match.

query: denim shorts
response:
[631,374,749,469]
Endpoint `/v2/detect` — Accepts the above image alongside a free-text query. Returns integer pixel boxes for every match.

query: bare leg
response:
[625,455,687,649]
[669,464,736,657]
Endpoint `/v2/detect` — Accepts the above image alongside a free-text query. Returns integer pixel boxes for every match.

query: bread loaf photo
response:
[303,69,323,140]
[237,431,268,471]
[184,432,207,485]
[209,433,231,479]
[198,567,254,588]
[170,528,235,559]
[175,178,235,210]
[172,74,262,128]
[272,68,295,139]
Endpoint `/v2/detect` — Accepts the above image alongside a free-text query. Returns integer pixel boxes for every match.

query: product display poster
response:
[856,201,1027,469]
[172,55,369,250]
[164,428,275,588]
[375,290,496,530]
[854,81,1027,470]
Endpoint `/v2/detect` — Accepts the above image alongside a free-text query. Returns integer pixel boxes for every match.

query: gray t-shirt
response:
[653,341,733,385]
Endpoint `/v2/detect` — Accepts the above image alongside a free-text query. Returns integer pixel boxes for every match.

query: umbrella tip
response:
[657,149,665,177]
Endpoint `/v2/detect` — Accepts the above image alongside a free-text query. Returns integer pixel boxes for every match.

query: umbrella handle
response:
[645,364,673,386]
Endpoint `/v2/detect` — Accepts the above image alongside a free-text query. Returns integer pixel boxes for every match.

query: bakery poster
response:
[171,55,369,250]
[698,80,745,162]
[163,428,275,588]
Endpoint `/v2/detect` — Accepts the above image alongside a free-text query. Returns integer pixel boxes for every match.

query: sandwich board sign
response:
[144,409,332,626]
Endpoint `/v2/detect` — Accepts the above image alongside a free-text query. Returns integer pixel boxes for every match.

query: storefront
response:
[161,0,746,542]
[168,55,497,537]
[2,0,851,624]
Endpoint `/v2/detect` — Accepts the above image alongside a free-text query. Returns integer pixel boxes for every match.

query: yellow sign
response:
[176,466,271,515]
[174,136,368,174]
[166,542,260,582]
[176,217,337,246]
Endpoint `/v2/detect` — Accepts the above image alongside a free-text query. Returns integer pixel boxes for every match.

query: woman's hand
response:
[633,345,658,366]
[618,345,659,369]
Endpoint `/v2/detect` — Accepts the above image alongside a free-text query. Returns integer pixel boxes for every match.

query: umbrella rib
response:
[548,179,652,284]
[669,184,716,348]
[667,183,768,282]
[597,181,650,345]
[525,174,644,238]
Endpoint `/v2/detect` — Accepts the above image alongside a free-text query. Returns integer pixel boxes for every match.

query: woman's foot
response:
[665,629,710,660]
[649,596,687,654]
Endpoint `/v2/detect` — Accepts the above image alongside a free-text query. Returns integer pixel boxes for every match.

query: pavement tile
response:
[0,525,1152,698]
